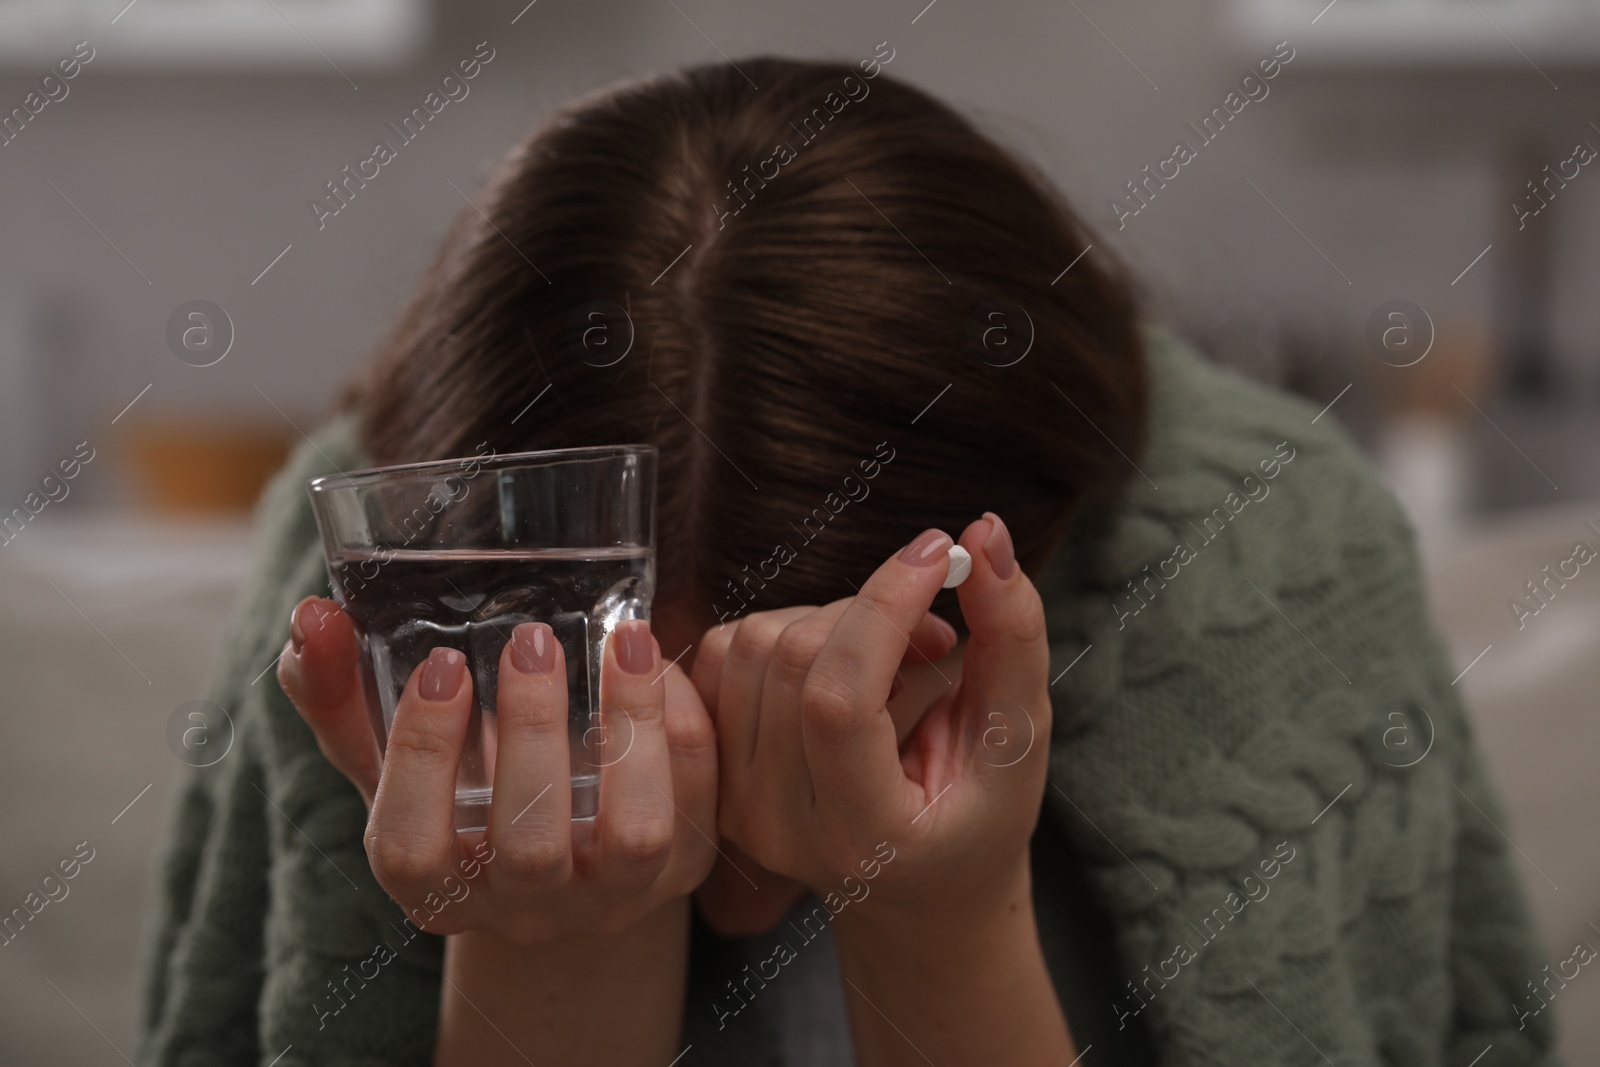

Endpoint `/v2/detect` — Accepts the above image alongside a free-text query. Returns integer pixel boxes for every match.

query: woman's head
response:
[350,55,1147,641]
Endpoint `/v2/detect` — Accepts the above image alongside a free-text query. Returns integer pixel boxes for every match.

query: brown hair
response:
[348,55,1147,632]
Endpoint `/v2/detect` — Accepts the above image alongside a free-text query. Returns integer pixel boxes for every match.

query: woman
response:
[139,57,1557,1066]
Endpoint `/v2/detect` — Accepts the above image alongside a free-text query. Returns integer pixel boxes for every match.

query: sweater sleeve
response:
[1034,331,1561,1067]
[138,418,447,1067]
[1364,505,1558,1064]
[139,706,273,1064]
[1444,721,1560,1060]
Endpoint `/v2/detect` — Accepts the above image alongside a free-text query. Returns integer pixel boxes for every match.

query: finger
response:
[663,664,717,827]
[689,618,737,719]
[695,604,953,722]
[902,610,959,666]
[367,647,473,898]
[800,530,956,816]
[753,611,837,818]
[594,621,675,891]
[713,606,814,781]
[750,599,957,747]
[657,664,719,892]
[954,512,1051,748]
[755,599,958,838]
[278,597,380,801]
[889,611,958,742]
[487,623,573,891]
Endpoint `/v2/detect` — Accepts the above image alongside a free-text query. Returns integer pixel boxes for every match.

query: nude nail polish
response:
[616,620,655,675]
[899,528,953,567]
[420,648,467,701]
[510,622,556,675]
[982,511,1016,579]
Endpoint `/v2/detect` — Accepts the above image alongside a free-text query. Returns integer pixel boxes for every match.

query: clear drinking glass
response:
[306,445,656,831]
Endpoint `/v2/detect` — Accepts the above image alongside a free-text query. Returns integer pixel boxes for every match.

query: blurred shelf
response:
[118,419,294,516]
[0,513,256,590]
[0,0,428,70]
[1229,0,1600,65]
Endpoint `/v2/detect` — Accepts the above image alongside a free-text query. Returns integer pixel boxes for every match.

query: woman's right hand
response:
[275,597,718,944]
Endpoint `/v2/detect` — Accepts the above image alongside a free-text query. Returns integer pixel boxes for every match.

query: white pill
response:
[943,545,973,588]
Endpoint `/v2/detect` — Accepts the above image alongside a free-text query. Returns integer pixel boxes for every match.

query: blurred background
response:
[1,0,1597,1062]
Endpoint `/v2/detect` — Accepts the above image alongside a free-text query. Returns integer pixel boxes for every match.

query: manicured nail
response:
[289,599,310,651]
[616,620,655,675]
[899,528,953,567]
[982,511,1016,579]
[510,622,556,675]
[420,648,467,701]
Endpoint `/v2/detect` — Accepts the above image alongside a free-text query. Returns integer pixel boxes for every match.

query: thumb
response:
[952,513,1051,721]
[278,597,380,801]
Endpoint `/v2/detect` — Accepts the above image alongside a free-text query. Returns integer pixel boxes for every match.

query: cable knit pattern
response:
[137,329,1557,1066]
[1040,329,1558,1066]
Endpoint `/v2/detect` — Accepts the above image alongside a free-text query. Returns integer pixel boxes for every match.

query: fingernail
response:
[420,648,467,701]
[510,622,556,675]
[899,528,953,567]
[291,598,336,652]
[982,511,1016,579]
[616,620,655,675]
[289,600,309,651]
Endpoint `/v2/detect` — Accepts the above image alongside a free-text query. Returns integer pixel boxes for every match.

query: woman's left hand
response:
[691,513,1052,927]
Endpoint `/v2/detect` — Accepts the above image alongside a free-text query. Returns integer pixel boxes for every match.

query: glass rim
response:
[306,443,657,495]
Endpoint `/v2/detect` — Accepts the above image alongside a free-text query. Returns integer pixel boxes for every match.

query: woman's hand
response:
[276,608,717,942]
[279,609,716,1064]
[692,514,1050,920]
[691,514,1073,1065]
[690,601,959,937]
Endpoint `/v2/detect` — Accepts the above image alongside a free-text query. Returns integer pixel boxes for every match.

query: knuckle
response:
[495,830,568,884]
[603,810,675,872]
[611,688,665,728]
[1010,587,1049,646]
[365,831,447,892]
[496,708,567,749]
[666,703,716,761]
[771,621,828,679]
[692,624,735,685]
[857,588,905,634]
[799,672,859,744]
[727,612,786,663]
[384,718,460,773]
[699,621,736,663]
[973,583,1049,652]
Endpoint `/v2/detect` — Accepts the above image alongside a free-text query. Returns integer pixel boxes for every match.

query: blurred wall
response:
[1,0,1598,511]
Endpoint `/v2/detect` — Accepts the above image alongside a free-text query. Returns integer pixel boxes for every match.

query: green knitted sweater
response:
[138,329,1559,1067]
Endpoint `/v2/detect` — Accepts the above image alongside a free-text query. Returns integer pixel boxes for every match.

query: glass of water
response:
[306,445,656,831]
